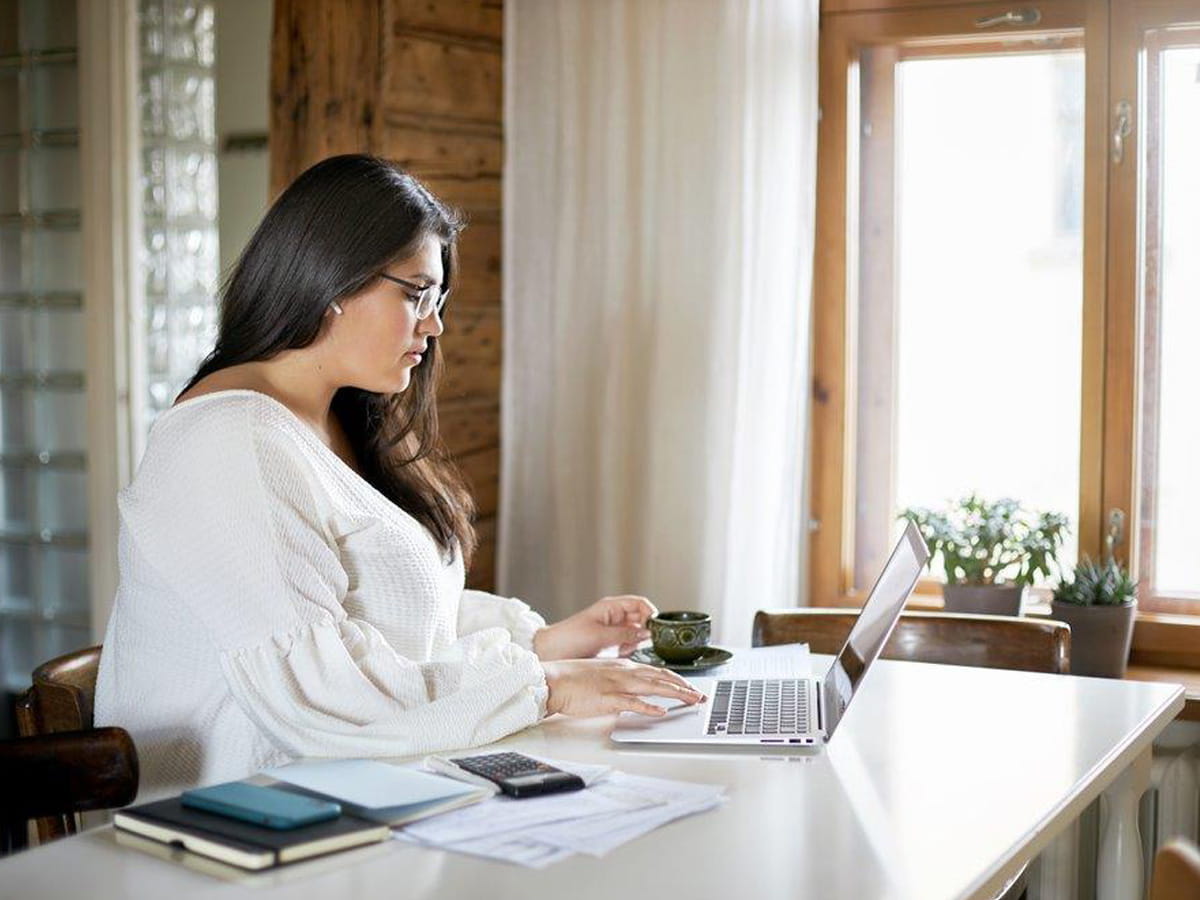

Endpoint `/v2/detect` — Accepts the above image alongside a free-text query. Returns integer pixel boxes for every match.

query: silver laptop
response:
[611,520,929,747]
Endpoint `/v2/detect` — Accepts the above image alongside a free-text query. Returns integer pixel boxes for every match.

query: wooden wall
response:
[821,0,1010,11]
[270,0,504,589]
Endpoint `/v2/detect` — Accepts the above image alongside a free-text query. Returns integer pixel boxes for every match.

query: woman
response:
[95,154,703,797]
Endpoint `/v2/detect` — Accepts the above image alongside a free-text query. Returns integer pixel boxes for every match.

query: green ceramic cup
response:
[648,611,712,664]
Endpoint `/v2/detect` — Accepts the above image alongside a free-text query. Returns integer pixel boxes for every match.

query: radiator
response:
[1029,719,1200,900]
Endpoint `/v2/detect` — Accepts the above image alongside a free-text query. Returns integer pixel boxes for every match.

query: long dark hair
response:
[183,154,476,566]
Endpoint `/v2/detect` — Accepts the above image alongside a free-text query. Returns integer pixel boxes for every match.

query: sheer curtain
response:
[500,0,818,646]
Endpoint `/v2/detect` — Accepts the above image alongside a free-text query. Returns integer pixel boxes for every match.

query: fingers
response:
[639,664,700,695]
[611,694,668,717]
[648,678,706,704]
[615,624,651,645]
[603,595,658,625]
[611,664,705,703]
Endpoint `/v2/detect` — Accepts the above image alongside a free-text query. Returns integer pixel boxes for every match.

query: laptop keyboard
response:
[706,679,810,736]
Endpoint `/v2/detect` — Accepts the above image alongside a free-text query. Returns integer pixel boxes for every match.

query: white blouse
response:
[95,390,548,798]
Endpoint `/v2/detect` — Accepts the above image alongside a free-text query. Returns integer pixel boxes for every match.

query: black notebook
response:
[113,797,391,870]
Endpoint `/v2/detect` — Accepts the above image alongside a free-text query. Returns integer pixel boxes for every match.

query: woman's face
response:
[329,234,446,394]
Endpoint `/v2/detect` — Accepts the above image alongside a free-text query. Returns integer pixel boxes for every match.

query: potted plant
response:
[902,495,1069,616]
[1050,556,1137,677]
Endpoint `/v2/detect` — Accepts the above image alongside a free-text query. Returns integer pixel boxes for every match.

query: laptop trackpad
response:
[611,697,707,741]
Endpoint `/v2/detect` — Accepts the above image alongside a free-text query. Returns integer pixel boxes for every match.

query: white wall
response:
[215,0,271,278]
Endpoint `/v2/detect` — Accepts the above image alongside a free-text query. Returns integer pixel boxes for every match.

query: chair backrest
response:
[752,609,1071,674]
[12,645,110,844]
[0,727,138,856]
[1150,839,1200,900]
[15,645,102,737]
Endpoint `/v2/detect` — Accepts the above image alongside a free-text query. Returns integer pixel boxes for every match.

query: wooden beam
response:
[269,0,382,195]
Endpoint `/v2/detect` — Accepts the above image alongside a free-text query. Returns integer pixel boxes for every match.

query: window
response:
[811,1,1200,653]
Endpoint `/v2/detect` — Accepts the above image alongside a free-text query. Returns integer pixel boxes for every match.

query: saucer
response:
[631,646,733,672]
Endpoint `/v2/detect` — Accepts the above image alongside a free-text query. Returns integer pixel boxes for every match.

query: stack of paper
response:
[397,758,725,868]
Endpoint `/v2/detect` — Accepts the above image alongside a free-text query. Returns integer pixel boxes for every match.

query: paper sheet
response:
[518,773,726,856]
[395,758,726,867]
[693,642,812,681]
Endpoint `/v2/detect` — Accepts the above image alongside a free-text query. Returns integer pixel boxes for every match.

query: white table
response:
[0,658,1183,900]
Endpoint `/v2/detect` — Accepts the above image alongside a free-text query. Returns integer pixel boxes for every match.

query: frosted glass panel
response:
[31,228,82,292]
[0,70,18,134]
[166,72,215,143]
[41,546,87,614]
[166,0,215,65]
[167,149,217,218]
[29,65,79,132]
[33,390,86,452]
[0,150,18,214]
[0,228,20,291]
[1,0,88,693]
[0,546,33,611]
[0,387,32,450]
[0,2,17,56]
[0,308,30,371]
[139,0,219,424]
[0,616,34,687]
[37,469,86,532]
[40,624,90,661]
[31,307,85,369]
[19,0,78,51]
[0,468,33,530]
[29,145,80,212]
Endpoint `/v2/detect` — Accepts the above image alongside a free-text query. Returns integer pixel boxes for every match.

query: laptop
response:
[611,520,929,747]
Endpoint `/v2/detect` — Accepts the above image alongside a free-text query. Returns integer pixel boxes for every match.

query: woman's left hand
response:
[533,595,657,661]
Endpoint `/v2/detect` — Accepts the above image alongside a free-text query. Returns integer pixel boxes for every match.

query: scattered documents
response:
[396,754,725,867]
[263,758,490,826]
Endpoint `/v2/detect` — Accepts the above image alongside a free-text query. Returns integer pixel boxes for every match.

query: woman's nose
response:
[418,308,444,337]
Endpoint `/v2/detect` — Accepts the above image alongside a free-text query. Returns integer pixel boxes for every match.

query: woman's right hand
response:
[541,658,706,717]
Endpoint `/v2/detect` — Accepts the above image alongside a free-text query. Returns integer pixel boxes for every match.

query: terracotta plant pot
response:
[1049,599,1137,678]
[942,584,1025,617]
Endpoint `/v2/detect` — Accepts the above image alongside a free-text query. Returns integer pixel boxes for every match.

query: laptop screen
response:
[822,520,929,738]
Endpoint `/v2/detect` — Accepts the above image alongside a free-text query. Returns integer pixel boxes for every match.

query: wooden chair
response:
[13,644,128,844]
[16,644,102,736]
[752,608,1071,674]
[1150,839,1200,900]
[0,727,138,855]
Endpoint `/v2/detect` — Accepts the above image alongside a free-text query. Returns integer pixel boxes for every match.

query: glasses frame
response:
[378,273,449,320]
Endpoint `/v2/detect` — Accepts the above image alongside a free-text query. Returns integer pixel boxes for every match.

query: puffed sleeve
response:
[457,589,547,652]
[118,401,547,758]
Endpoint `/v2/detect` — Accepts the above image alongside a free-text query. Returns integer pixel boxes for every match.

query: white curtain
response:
[500,0,818,647]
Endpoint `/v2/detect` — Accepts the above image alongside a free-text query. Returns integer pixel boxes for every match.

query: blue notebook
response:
[264,759,490,826]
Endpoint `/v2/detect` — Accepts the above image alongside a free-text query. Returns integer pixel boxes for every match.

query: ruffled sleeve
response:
[119,400,547,759]
[457,589,547,652]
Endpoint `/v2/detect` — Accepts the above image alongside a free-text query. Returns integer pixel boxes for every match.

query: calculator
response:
[449,752,585,798]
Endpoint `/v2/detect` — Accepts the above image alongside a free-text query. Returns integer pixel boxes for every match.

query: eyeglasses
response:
[378,273,449,320]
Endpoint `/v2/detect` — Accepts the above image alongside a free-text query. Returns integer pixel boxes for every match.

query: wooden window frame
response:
[1110,6,1200,616]
[809,0,1200,665]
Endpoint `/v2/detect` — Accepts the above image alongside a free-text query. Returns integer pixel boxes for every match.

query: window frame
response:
[809,0,1200,664]
[1109,3,1200,616]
